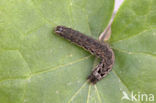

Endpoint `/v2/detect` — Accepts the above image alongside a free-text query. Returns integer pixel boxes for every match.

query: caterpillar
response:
[54,26,115,84]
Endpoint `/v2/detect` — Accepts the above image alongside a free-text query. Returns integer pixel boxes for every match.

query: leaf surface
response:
[0,0,155,103]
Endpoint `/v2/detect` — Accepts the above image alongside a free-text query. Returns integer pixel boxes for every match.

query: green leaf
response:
[0,0,155,103]
[0,0,114,103]
[111,0,156,102]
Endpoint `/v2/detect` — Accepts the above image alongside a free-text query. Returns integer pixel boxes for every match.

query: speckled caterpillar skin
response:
[54,26,115,84]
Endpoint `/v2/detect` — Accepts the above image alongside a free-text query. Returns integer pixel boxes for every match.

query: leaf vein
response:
[111,28,155,43]
[67,82,87,103]
[32,55,92,77]
[94,85,102,103]
[86,85,91,103]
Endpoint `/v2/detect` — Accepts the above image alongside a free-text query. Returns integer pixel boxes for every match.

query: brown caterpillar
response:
[54,26,115,84]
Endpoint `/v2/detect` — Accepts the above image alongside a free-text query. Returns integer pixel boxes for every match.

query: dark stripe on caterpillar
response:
[54,26,115,84]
